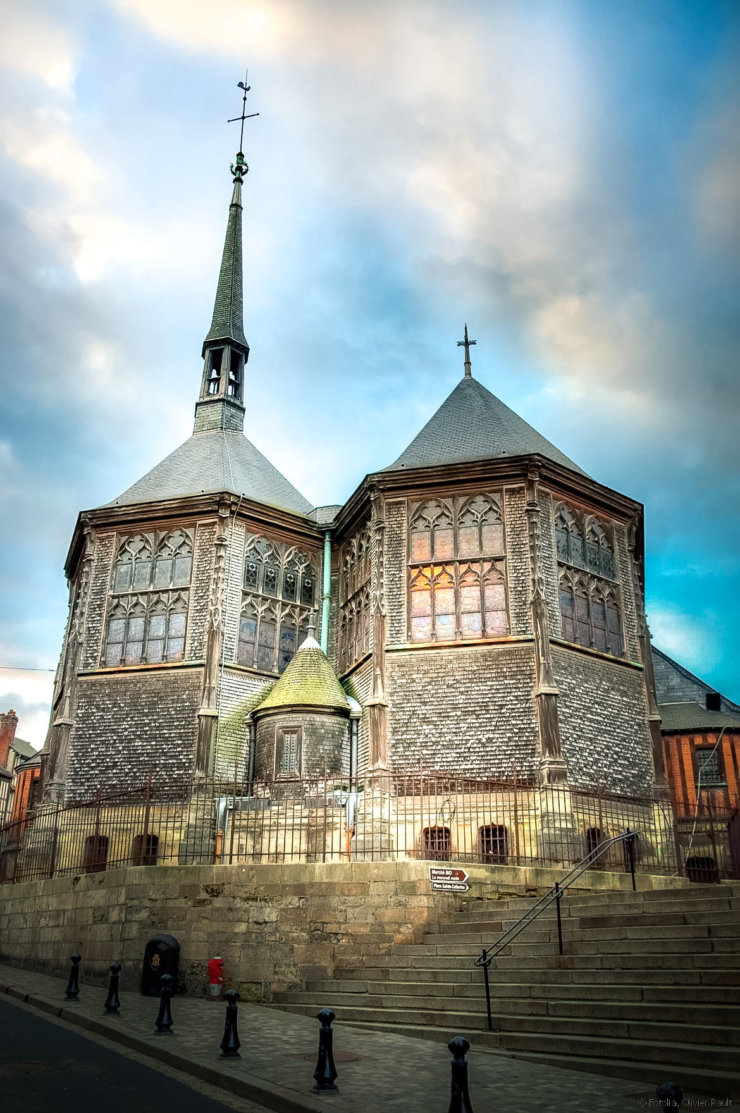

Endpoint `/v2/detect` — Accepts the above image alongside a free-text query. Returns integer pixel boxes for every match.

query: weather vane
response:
[457,324,476,377]
[228,69,259,154]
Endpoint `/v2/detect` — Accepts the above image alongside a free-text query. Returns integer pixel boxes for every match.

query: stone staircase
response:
[272,881,740,1096]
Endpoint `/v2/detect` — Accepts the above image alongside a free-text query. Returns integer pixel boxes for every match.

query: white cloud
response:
[0,668,54,750]
[0,7,77,91]
[648,606,718,677]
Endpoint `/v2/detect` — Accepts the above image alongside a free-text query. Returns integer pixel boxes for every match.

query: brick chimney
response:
[0,710,19,768]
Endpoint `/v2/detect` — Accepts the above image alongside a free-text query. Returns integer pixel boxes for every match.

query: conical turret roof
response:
[385,375,587,476]
[253,633,350,714]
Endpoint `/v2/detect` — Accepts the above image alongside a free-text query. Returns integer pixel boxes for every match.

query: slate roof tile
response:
[105,429,312,515]
[384,375,587,475]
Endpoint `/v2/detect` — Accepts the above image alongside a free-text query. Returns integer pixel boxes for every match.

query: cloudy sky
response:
[1,0,738,748]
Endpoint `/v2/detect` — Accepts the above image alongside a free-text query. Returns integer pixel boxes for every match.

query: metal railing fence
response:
[0,772,737,884]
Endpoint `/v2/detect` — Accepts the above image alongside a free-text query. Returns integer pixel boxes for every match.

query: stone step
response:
[404,935,721,956]
[274,989,740,1031]
[355,950,740,971]
[416,935,738,956]
[311,976,740,1006]
[496,1029,740,1072]
[271,1004,740,1070]
[425,921,718,944]
[332,1022,740,1098]
[337,962,740,985]
[493,885,738,913]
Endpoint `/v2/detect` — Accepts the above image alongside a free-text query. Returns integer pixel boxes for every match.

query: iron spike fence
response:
[0,772,737,885]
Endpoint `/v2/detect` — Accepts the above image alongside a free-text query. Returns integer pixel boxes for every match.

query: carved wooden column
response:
[628,518,668,795]
[525,468,567,786]
[196,501,230,777]
[43,526,95,803]
[366,487,389,781]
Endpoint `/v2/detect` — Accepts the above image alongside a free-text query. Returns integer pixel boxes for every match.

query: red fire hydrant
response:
[208,955,224,998]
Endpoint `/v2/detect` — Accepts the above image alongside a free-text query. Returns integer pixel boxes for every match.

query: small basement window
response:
[423,826,451,861]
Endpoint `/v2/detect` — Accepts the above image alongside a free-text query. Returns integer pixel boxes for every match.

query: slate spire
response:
[194,81,258,434]
[203,155,249,354]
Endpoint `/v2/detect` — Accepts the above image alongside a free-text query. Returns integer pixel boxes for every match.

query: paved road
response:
[0,995,266,1113]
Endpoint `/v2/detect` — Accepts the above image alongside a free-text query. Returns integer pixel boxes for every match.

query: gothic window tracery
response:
[104,530,193,666]
[408,495,508,643]
[238,535,317,674]
[554,503,623,657]
[338,523,372,672]
[558,571,623,657]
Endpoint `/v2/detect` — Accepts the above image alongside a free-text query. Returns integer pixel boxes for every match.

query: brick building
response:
[40,139,672,809]
[0,711,40,827]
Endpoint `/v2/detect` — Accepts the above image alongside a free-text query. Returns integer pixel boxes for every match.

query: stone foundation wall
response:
[0,860,680,1002]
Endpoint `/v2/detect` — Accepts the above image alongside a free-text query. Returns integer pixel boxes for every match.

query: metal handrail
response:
[474,829,638,1030]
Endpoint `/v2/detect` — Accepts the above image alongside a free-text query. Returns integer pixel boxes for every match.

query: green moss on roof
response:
[254,639,349,713]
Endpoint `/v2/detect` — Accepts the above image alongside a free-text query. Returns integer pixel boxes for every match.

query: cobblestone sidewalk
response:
[0,963,730,1112]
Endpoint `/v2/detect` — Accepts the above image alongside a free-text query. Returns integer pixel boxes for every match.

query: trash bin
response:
[141,934,180,996]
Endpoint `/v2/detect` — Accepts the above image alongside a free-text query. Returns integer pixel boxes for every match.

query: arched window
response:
[555,507,585,568]
[575,582,591,647]
[105,530,193,668]
[458,495,504,557]
[132,833,159,866]
[480,825,508,864]
[113,536,153,592]
[558,572,623,657]
[153,530,192,588]
[423,826,451,861]
[606,591,623,656]
[339,526,372,672]
[408,495,509,644]
[83,835,108,874]
[585,519,615,580]
[240,537,318,674]
[410,566,456,642]
[106,594,186,666]
[105,599,146,666]
[410,501,454,562]
[256,601,278,672]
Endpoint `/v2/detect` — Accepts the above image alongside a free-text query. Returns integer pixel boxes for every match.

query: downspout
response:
[321,529,331,655]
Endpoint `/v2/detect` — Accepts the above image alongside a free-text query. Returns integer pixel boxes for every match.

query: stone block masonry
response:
[0,859,679,1002]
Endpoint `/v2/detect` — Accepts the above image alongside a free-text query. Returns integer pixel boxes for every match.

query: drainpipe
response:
[321,530,331,654]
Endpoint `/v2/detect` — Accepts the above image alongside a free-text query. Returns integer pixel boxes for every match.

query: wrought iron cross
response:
[228,70,259,153]
[457,324,476,377]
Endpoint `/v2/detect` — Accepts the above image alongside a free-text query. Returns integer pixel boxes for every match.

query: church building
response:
[40,133,667,811]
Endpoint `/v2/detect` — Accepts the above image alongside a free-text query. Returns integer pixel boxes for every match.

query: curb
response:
[1,981,331,1113]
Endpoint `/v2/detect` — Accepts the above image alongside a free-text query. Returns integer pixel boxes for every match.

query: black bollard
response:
[104,962,122,1015]
[448,1036,474,1113]
[313,1008,338,1092]
[64,953,82,1001]
[153,972,174,1034]
[219,989,241,1058]
[656,1081,684,1110]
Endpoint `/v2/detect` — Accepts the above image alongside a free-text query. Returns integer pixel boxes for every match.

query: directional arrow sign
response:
[429,868,469,882]
[429,867,469,892]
